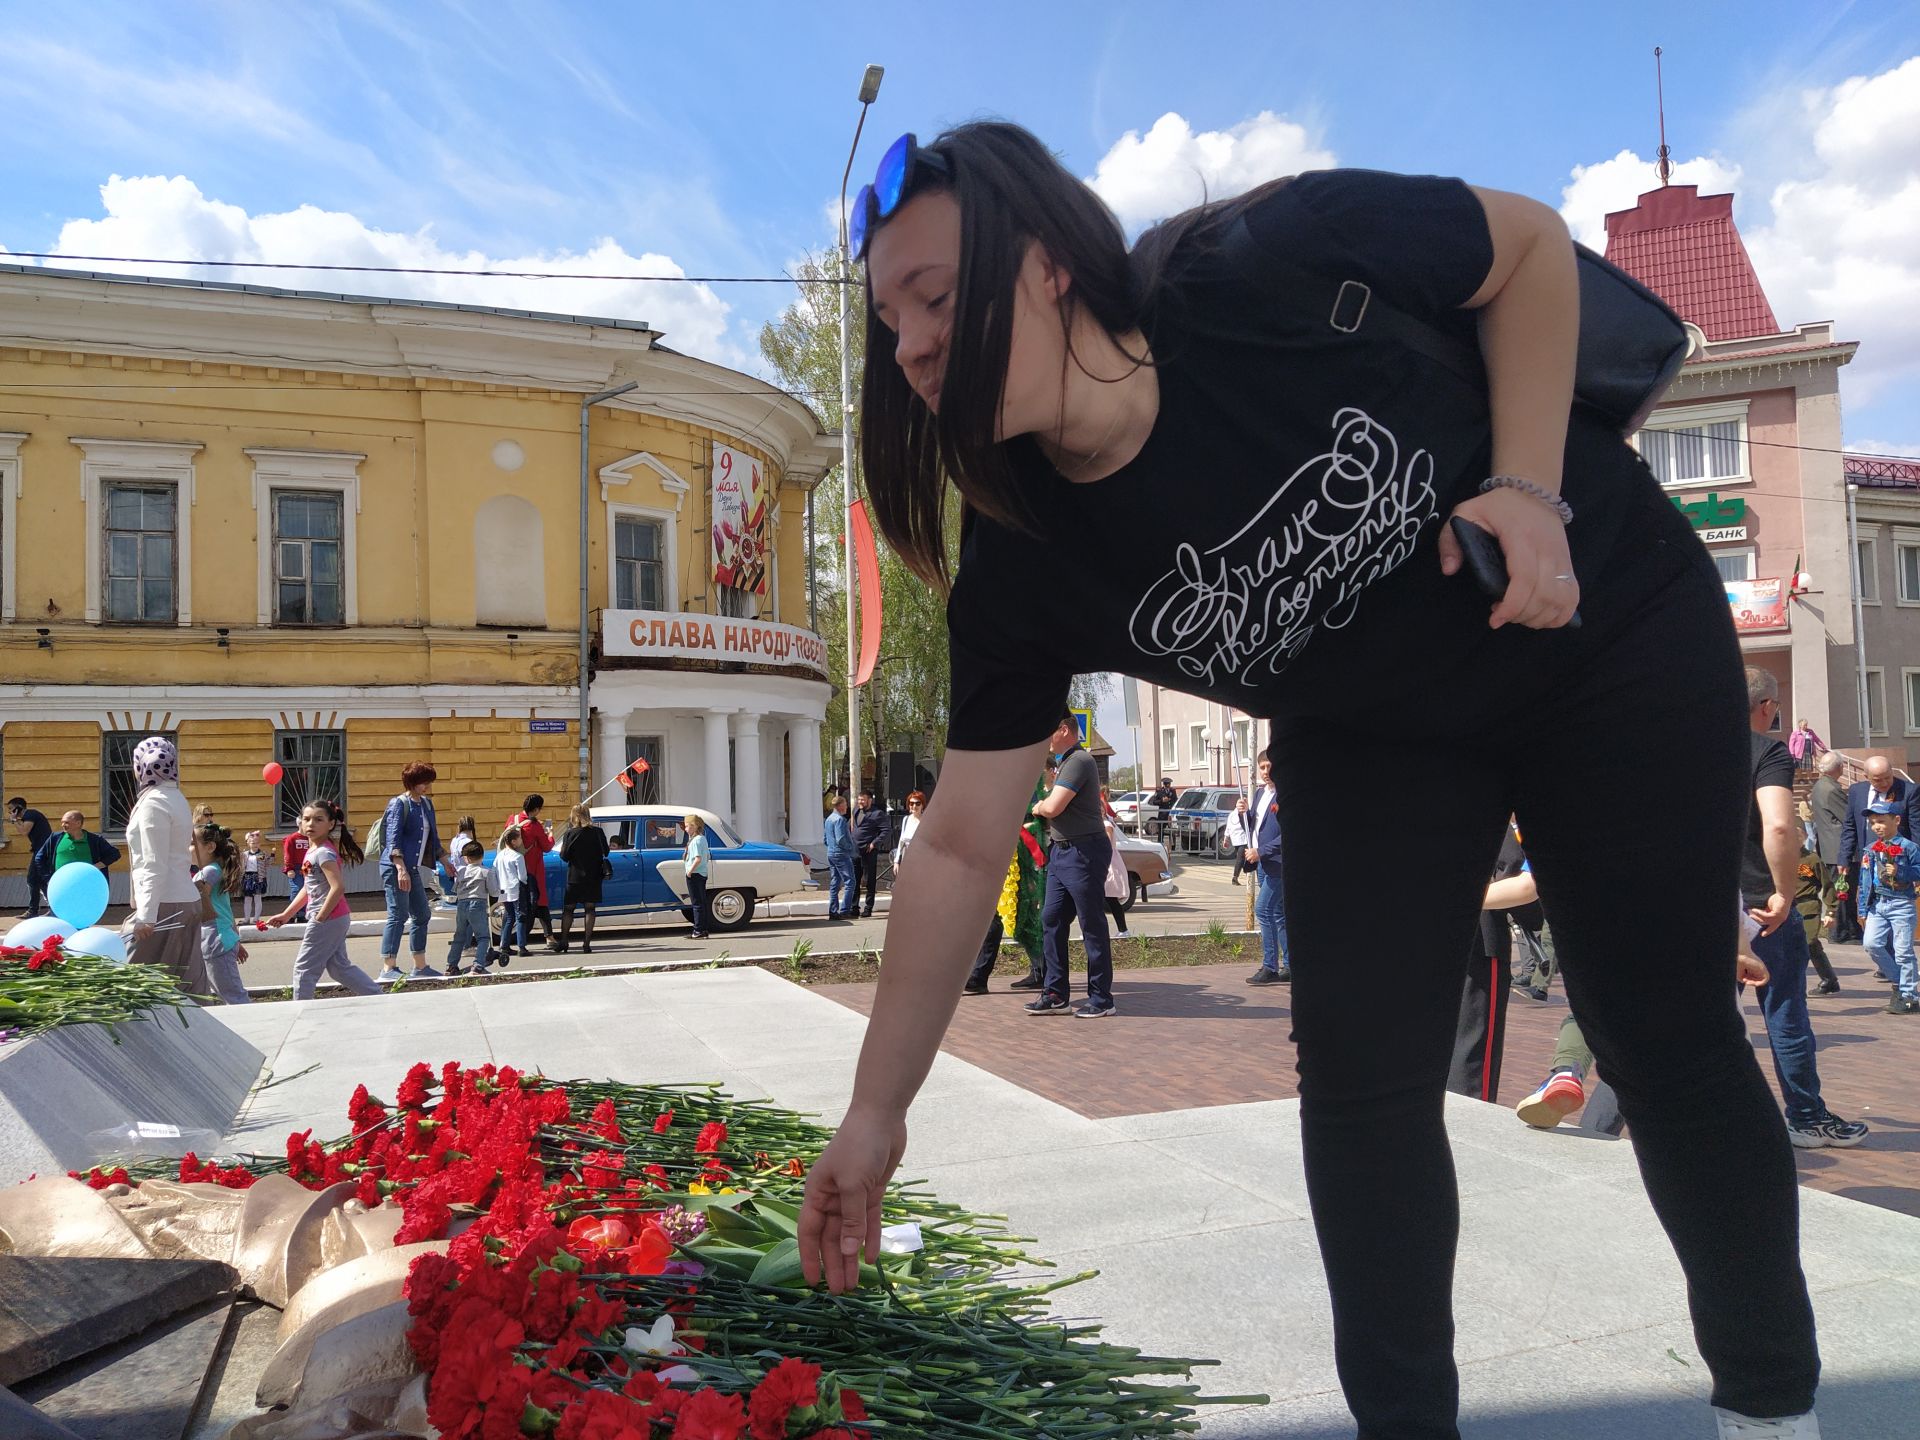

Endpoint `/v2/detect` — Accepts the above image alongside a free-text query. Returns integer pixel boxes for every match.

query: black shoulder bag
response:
[1221,211,1691,436]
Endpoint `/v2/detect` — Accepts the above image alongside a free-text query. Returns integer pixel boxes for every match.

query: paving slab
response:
[195,972,1920,1439]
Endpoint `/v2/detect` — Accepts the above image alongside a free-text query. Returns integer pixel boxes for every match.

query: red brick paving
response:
[816,941,1920,1219]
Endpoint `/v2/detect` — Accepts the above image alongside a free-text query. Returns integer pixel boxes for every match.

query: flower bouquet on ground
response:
[0,934,194,1044]
[87,1063,1265,1438]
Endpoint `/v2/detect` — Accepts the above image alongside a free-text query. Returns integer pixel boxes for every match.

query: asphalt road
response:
[212,852,1257,991]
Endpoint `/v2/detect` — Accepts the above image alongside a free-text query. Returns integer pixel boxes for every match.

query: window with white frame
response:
[1231,717,1251,767]
[1905,669,1920,736]
[249,448,361,627]
[614,514,666,612]
[1866,668,1888,738]
[1856,536,1879,603]
[102,730,176,833]
[1187,723,1206,769]
[1710,547,1756,583]
[273,729,346,827]
[1637,400,1750,488]
[1897,535,1920,605]
[103,483,178,623]
[1159,726,1177,770]
[272,491,345,625]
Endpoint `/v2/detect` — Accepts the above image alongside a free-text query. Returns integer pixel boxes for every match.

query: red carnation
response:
[748,1357,821,1440]
[839,1388,867,1421]
[694,1121,728,1155]
[590,1097,625,1145]
[557,1388,655,1440]
[653,1110,674,1134]
[396,1062,435,1110]
[671,1387,748,1440]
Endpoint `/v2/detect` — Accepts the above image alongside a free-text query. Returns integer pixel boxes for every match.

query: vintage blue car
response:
[485,804,813,932]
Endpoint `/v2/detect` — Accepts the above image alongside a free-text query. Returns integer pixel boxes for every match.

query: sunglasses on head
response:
[850,132,951,260]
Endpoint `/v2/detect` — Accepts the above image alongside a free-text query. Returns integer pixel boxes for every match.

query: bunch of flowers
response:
[97,1064,1260,1437]
[0,937,195,1042]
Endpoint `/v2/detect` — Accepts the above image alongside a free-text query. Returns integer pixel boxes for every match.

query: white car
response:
[1109,792,1145,830]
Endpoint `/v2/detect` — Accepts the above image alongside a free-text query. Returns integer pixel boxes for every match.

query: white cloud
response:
[41,174,741,366]
[1086,112,1336,232]
[1557,150,1745,250]
[1559,55,1920,434]
[1849,438,1920,459]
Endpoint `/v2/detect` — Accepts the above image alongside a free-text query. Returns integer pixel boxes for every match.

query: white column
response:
[593,709,628,796]
[703,709,735,826]
[788,717,824,847]
[732,711,765,840]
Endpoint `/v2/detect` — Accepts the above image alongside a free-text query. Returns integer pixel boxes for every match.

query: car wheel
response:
[707,888,756,932]
[1214,829,1238,860]
[1125,874,1142,911]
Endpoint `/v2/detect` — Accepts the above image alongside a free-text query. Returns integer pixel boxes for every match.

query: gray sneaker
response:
[1073,999,1115,1019]
[1787,1111,1869,1149]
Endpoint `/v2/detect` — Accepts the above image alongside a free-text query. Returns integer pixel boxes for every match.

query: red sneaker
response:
[1515,1071,1586,1129]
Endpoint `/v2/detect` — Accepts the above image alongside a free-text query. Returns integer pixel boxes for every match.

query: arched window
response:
[474,495,545,627]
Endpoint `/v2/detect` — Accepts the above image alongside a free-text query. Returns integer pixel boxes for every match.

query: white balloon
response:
[64,924,129,965]
[6,916,75,950]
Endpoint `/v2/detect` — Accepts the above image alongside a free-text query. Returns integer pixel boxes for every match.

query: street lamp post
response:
[578,380,639,800]
[838,63,884,793]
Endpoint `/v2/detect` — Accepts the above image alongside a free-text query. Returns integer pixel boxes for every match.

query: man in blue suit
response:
[1244,750,1289,985]
[1838,755,1920,891]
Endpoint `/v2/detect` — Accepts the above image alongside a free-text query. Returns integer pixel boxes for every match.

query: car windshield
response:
[1173,792,1207,808]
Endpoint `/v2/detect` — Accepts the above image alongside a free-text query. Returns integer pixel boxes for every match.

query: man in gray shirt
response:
[1026,709,1117,1018]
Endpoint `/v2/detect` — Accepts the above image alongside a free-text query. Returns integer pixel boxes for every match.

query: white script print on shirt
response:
[1128,407,1437,689]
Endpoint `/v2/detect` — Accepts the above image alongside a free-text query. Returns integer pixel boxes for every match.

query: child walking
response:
[266,800,380,1000]
[493,826,527,961]
[1859,798,1920,1014]
[240,830,269,924]
[446,840,497,975]
[191,823,251,1005]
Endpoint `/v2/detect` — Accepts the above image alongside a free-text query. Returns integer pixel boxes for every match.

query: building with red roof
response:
[1603,181,1889,754]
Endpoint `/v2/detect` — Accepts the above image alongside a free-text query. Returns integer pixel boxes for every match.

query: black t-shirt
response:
[944,168,1642,752]
[15,808,51,853]
[1048,747,1106,844]
[1743,732,1797,908]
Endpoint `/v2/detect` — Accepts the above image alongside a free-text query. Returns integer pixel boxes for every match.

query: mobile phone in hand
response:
[1448,517,1582,629]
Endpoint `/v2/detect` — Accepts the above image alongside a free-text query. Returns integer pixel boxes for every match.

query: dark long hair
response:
[859,119,1289,589]
[324,799,366,866]
[195,823,243,898]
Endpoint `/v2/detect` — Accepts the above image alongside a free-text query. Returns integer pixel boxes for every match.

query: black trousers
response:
[966,913,1043,989]
[1446,932,1511,1103]
[1273,481,1816,1436]
[853,849,880,914]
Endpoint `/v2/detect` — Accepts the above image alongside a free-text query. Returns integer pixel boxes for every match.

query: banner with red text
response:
[1727,577,1789,635]
[603,609,827,677]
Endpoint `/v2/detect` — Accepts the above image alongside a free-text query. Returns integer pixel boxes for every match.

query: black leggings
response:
[1273,486,1815,1436]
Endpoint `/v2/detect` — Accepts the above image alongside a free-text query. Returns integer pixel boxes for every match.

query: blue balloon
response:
[6,915,74,950]
[47,863,109,928]
[64,925,129,965]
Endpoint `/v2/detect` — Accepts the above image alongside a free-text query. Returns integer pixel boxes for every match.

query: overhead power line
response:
[1,251,853,285]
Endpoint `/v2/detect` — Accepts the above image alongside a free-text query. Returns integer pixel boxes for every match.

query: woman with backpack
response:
[793,122,1821,1440]
[375,762,443,984]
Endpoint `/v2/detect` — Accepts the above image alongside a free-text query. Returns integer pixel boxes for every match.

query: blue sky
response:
[3,0,1918,759]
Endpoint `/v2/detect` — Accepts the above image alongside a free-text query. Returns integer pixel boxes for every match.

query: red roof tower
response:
[1603,184,1780,341]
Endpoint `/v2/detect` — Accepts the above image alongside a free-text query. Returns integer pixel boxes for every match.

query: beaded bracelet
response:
[1480,475,1574,525]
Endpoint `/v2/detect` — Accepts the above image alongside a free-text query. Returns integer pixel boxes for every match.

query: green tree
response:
[761,251,1108,795]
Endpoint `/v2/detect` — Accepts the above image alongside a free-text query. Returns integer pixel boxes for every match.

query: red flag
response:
[850,499,884,687]
[617,772,634,791]
[629,757,651,775]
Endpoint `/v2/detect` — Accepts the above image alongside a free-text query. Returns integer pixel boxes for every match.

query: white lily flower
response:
[658,1363,701,1385]
[623,1314,678,1357]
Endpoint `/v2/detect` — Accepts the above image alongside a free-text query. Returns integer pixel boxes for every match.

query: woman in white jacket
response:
[124,736,209,996]
[891,791,926,874]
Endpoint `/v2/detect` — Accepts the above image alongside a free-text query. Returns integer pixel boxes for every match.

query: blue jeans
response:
[497,897,522,951]
[1256,866,1288,972]
[1041,834,1113,1007]
[380,864,432,958]
[1749,908,1826,1124]
[1863,894,1919,998]
[448,898,493,972]
[828,854,855,915]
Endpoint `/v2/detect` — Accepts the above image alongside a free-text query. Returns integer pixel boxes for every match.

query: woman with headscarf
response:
[124,736,209,996]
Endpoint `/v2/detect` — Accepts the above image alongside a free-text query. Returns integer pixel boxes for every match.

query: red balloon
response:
[262,762,284,785]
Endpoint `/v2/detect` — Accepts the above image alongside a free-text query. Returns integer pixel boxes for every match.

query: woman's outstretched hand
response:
[1437,485,1579,631]
[798,1103,909,1292]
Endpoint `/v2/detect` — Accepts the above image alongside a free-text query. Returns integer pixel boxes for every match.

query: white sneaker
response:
[376,966,406,983]
[1714,1408,1820,1438]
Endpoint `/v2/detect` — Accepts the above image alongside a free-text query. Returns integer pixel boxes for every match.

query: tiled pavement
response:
[817,938,1920,1219]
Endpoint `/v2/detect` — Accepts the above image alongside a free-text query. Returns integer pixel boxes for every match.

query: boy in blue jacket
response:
[1859,798,1920,1014]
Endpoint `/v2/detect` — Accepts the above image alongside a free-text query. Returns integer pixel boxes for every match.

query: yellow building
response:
[0,263,836,900]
